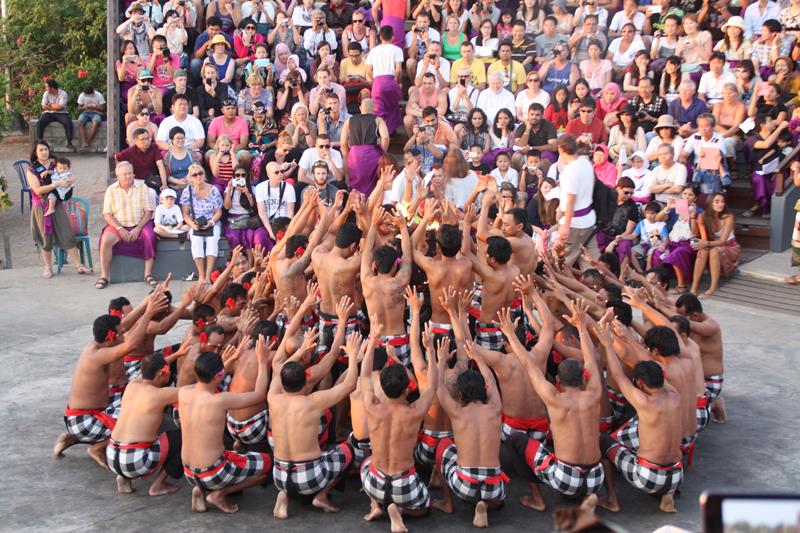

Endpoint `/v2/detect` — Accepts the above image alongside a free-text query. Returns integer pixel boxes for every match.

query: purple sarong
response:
[597,230,633,264]
[372,75,402,135]
[652,240,696,282]
[100,222,157,260]
[347,144,383,196]
[751,172,775,212]
[381,16,405,48]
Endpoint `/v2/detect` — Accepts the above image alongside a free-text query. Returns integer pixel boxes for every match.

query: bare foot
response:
[598,496,620,513]
[53,433,79,457]
[116,475,134,494]
[473,501,489,528]
[432,498,454,514]
[273,491,289,519]
[192,486,208,512]
[87,444,109,470]
[580,494,598,515]
[44,207,55,217]
[149,481,179,496]
[659,492,677,513]
[712,397,727,423]
[699,290,715,300]
[387,503,408,533]
[312,493,340,513]
[520,494,546,511]
[363,501,383,521]
[206,490,239,513]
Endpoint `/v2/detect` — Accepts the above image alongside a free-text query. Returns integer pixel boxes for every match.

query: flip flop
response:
[95,277,109,290]
[144,274,158,287]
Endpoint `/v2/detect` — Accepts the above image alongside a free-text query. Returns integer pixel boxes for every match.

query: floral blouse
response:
[180,184,223,220]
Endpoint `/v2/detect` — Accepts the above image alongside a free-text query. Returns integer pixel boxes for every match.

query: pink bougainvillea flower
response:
[42,76,51,82]
[77,70,88,79]
[16,37,22,46]
[27,88,34,97]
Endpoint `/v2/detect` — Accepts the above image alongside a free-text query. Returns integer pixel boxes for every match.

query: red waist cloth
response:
[696,395,709,408]
[456,469,510,485]
[502,413,549,433]
[376,335,410,347]
[64,406,117,430]
[637,456,682,471]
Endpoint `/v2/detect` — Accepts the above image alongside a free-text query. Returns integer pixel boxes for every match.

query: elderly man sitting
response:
[476,71,515,125]
[96,161,157,289]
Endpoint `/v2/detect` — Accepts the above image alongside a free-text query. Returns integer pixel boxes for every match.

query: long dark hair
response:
[233,164,255,211]
[476,19,497,46]
[551,86,569,112]
[30,140,52,164]
[519,0,540,22]
[492,108,514,138]
[618,111,641,138]
[466,108,490,134]
[629,51,650,80]
[535,177,559,226]
[702,192,731,238]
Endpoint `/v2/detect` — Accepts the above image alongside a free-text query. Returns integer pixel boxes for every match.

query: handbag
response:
[188,186,215,237]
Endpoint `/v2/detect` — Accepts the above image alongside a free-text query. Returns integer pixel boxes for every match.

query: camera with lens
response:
[323,107,331,116]
[636,110,646,120]
[204,77,213,85]
[232,177,246,187]
[290,79,299,87]
[162,48,171,59]
[358,0,371,9]
[195,216,208,227]
[476,1,484,11]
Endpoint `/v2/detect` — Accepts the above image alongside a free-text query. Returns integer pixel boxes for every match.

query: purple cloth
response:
[381,15,405,48]
[652,240,696,282]
[372,75,402,135]
[101,222,157,260]
[347,144,383,196]
[597,230,633,263]
[224,223,258,250]
[482,148,512,170]
[751,172,774,212]
[252,227,274,252]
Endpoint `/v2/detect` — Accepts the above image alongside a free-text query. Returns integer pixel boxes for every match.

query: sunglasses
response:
[245,25,256,30]
[190,171,205,177]
[528,77,539,82]
[318,144,331,148]
[352,18,364,22]
[234,172,247,177]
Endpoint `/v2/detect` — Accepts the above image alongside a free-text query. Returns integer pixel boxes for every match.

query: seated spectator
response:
[534,15,568,66]
[116,40,146,104]
[402,117,447,174]
[568,14,607,65]
[241,0,277,33]
[284,103,318,151]
[234,18,266,85]
[37,79,75,151]
[203,34,236,86]
[565,99,608,147]
[607,23,646,82]
[309,68,347,117]
[579,40,612,93]
[156,93,206,152]
[339,43,371,110]
[207,98,249,162]
[125,69,164,126]
[652,184,701,292]
[680,113,730,194]
[514,102,559,165]
[477,71,516,124]
[690,193,741,298]
[712,83,747,160]
[180,164,225,283]
[209,134,239,194]
[163,126,199,193]
[645,115,684,165]
[387,148,425,206]
[698,52,736,105]
[650,143,688,204]
[412,40,451,89]
[743,114,788,218]
[116,3,156,57]
[487,41,526,93]
[276,70,308,127]
[675,15,712,81]
[341,10,375,53]
[197,62,230,126]
[205,0,238,38]
[621,51,651,97]
[450,41,486,90]
[596,176,639,270]
[303,10,338,63]
[126,0,163,28]
[116,127,169,197]
[245,102,279,162]
[146,35,180,95]
[292,0,315,32]
[317,92,348,148]
[485,108,515,169]
[405,12,441,79]
[76,85,106,150]
[621,151,653,204]
[156,9,189,68]
[323,0,355,39]
[713,16,752,67]
[153,188,190,239]
[404,72,448,135]
[163,69,199,118]
[163,0,197,31]
[301,160,343,205]
[269,132,304,184]
[629,77,667,135]
[126,108,158,147]
[441,14,467,62]
[544,85,570,129]
[255,161,297,246]
[223,164,268,253]
[748,81,788,123]
[472,19,499,64]
[268,15,302,70]
[238,74,274,121]
[243,44,274,89]
[592,144,619,188]
[608,0,645,39]
[769,56,800,107]
[572,0,607,32]
[447,67,480,123]
[668,81,709,138]
[660,55,683,105]
[26,140,88,278]
[190,17,233,86]
[650,15,681,72]
[96,161,158,289]
[538,42,578,94]
[298,134,345,184]
[751,19,794,79]
[608,104,647,161]
[455,108,491,153]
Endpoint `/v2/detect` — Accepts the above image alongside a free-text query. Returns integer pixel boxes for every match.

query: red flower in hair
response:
[196,318,206,329]
[295,246,305,257]
[199,331,209,344]
[386,357,396,366]
[162,346,173,357]
[161,364,170,375]
[225,297,236,309]
[210,270,221,282]
[305,370,312,379]
[109,309,122,317]
[407,380,418,392]
[276,230,285,240]
[583,369,591,381]
[243,282,252,291]
[42,76,51,82]
[106,330,117,342]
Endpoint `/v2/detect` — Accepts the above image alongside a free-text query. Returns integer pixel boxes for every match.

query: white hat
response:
[631,151,646,161]
[721,16,745,32]
[160,188,177,199]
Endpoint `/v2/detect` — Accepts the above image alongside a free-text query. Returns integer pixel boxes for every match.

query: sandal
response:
[144,274,158,287]
[742,207,759,218]
[786,275,800,285]
[95,277,109,290]
[42,266,53,279]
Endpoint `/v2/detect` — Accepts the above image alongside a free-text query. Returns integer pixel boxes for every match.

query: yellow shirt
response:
[103,181,154,228]
[487,60,527,93]
[449,58,487,87]
[339,58,370,83]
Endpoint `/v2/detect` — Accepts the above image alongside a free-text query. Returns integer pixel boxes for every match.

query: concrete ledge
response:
[110,237,231,283]
[28,119,106,153]
[737,249,793,284]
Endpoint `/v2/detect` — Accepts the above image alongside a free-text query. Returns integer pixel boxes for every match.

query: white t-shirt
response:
[649,163,687,203]
[388,170,422,204]
[697,70,736,104]
[241,1,276,23]
[255,181,296,219]
[622,167,653,201]
[447,85,480,115]
[515,90,550,116]
[154,204,184,228]
[558,156,596,229]
[298,147,344,170]
[77,90,106,108]
[415,58,451,89]
[490,167,519,188]
[681,132,728,162]
[607,36,645,67]
[645,136,684,162]
[404,28,441,49]
[366,44,404,77]
[156,114,206,147]
[608,11,646,34]
[476,88,515,125]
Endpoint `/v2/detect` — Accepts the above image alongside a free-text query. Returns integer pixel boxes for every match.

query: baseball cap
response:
[173,69,188,79]
[160,189,177,199]
[138,68,153,80]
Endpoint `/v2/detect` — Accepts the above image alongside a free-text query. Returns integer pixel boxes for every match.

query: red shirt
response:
[115,144,162,181]
[565,117,608,145]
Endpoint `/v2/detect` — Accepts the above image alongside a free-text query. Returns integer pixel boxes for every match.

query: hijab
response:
[597,82,625,114]
[593,144,619,188]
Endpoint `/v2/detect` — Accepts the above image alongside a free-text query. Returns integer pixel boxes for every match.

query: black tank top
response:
[348,113,379,146]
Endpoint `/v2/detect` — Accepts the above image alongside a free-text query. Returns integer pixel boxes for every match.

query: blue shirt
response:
[668,97,708,129]
[193,31,235,56]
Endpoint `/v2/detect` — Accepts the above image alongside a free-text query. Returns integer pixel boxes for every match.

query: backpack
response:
[592,178,618,231]
[65,199,88,237]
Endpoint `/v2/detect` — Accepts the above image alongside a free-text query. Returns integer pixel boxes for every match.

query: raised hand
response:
[439,285,459,315]
[344,330,362,358]
[495,307,519,340]
[336,295,355,322]
[299,328,319,355]
[405,286,423,314]
[563,298,589,329]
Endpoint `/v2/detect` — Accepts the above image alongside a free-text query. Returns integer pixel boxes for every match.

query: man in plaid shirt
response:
[629,77,667,135]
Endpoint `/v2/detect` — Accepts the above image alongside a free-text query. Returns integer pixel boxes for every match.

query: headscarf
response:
[279,55,308,84]
[593,144,619,188]
[597,82,625,114]
[273,43,291,77]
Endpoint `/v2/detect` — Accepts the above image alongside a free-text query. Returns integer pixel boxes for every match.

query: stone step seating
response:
[109,237,231,283]
[29,119,106,153]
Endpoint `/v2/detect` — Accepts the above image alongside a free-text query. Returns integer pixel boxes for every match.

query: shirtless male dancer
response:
[106,352,184,496]
[362,207,412,366]
[54,291,166,468]
[180,340,271,513]
[503,301,604,512]
[477,190,538,277]
[596,323,684,513]
[269,334,359,518]
[434,340,507,528]
[675,294,726,423]
[359,330,441,533]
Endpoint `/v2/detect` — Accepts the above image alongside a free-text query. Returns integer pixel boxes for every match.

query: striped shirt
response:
[103,182,154,228]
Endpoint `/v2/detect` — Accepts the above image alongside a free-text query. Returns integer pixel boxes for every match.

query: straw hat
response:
[721,16,745,33]
[654,115,678,131]
[209,34,230,49]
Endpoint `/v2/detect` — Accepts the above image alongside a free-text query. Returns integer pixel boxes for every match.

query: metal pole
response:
[106,0,120,179]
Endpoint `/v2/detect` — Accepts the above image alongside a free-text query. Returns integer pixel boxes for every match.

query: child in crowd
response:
[45,158,74,217]
[467,144,490,175]
[632,201,669,271]
[490,151,519,189]
[154,188,189,238]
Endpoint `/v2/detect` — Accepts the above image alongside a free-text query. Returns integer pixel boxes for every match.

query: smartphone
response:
[701,491,800,533]
[675,199,689,215]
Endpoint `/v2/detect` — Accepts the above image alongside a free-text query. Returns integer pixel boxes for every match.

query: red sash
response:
[64,406,117,430]
[502,414,549,433]
[476,326,501,333]
[455,469,510,485]
[696,395,709,408]
[376,335,410,347]
[637,456,682,471]
[123,354,145,363]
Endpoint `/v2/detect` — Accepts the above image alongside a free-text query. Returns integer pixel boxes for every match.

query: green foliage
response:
[0,0,107,120]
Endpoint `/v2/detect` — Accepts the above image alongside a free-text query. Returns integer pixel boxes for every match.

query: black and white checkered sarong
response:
[226,409,269,445]
[612,415,640,451]
[106,434,168,479]
[474,323,505,351]
[183,450,271,490]
[378,333,412,368]
[436,439,507,503]
[696,394,711,433]
[704,374,723,403]
[272,442,354,496]
[414,428,453,466]
[316,310,359,356]
[606,441,683,495]
[63,404,118,443]
[348,432,372,468]
[360,457,430,509]
[522,436,604,497]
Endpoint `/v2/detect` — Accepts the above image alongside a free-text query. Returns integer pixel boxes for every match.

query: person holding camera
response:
[317,93,347,148]
[404,72,448,135]
[163,0,197,32]
[276,71,308,128]
[267,13,302,61]
[568,14,608,65]
[241,0,277,34]
[630,77,667,135]
[179,164,224,284]
[303,10,338,63]
[156,10,189,68]
[322,0,354,38]
[405,12,441,80]
[309,68,347,117]
[117,41,147,105]
[413,41,451,89]
[146,35,180,95]
[234,18,266,86]
[116,3,157,57]
[447,67,479,124]
[196,63,230,126]
[223,164,263,253]
[124,69,164,127]
[237,73,273,120]
[538,42,579,94]
[402,109,447,174]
